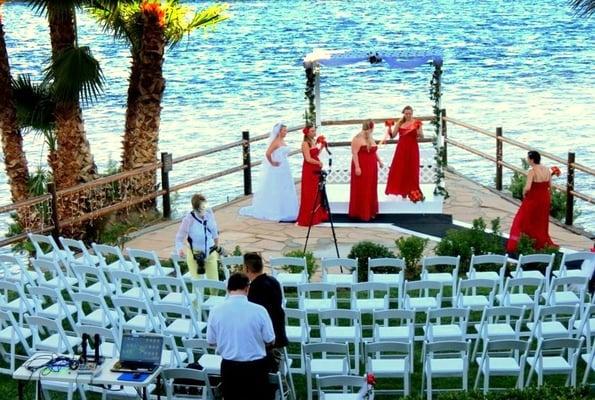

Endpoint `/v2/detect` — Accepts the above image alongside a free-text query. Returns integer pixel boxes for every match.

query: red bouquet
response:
[550,166,561,177]
[385,119,395,138]
[361,373,376,399]
[366,373,377,386]
[409,189,425,203]
[316,135,327,145]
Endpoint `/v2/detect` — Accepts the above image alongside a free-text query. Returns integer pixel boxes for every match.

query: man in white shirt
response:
[207,273,275,400]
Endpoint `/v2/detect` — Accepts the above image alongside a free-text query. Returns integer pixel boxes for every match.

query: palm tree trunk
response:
[121,52,142,170]
[47,5,97,188]
[128,4,166,202]
[0,14,30,203]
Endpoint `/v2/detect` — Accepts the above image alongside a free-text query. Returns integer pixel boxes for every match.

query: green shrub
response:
[347,241,395,282]
[283,249,317,279]
[231,245,242,256]
[395,236,428,281]
[435,217,505,274]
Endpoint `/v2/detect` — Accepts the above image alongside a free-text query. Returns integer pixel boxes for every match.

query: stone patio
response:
[125,170,593,261]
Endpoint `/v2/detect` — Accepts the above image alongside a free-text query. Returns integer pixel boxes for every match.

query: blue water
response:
[1,0,594,238]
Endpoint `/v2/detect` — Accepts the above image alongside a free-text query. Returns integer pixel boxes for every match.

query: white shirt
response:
[207,295,275,361]
[174,209,219,255]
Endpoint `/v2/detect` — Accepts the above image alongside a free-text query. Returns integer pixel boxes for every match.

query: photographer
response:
[175,194,220,281]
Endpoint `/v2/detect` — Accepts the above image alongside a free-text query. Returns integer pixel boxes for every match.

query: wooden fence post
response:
[242,131,252,196]
[496,127,503,191]
[441,108,447,165]
[47,182,60,241]
[565,151,575,225]
[161,152,172,219]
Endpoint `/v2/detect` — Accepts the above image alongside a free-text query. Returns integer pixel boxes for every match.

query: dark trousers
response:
[221,357,270,400]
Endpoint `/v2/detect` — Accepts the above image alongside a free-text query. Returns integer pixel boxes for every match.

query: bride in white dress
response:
[239,122,299,221]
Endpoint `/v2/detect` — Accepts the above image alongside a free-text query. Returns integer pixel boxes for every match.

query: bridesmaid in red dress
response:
[507,151,558,253]
[385,105,424,199]
[296,126,329,226]
[349,120,383,221]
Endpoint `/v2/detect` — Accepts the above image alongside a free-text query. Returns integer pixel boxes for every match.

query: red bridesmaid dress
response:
[349,146,379,221]
[385,120,422,198]
[296,146,329,226]
[506,180,557,252]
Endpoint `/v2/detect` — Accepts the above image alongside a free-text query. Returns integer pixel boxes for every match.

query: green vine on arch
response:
[430,61,448,198]
[304,64,316,126]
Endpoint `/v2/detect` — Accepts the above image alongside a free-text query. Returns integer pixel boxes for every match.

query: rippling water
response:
[1,0,594,238]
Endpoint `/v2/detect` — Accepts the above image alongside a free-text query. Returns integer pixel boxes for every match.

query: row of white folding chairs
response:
[288,274,591,316]
[304,335,594,400]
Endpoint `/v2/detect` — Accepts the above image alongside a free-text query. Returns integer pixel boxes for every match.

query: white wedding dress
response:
[239,145,298,222]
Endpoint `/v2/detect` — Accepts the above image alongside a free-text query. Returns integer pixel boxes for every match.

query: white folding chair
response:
[71,264,115,297]
[109,270,153,301]
[220,255,244,281]
[350,282,389,314]
[0,280,34,324]
[28,233,69,267]
[149,276,193,307]
[30,258,78,292]
[153,303,206,341]
[0,254,37,288]
[303,342,350,400]
[513,253,555,291]
[28,285,76,331]
[319,309,362,374]
[421,255,460,295]
[455,278,497,311]
[403,280,443,312]
[59,237,100,268]
[270,256,308,291]
[472,306,526,360]
[527,304,579,340]
[467,254,507,292]
[0,310,32,374]
[162,368,215,400]
[71,293,118,330]
[526,337,584,387]
[368,257,404,292]
[182,338,221,375]
[474,339,529,393]
[316,375,367,400]
[92,243,135,273]
[365,341,411,396]
[422,340,470,400]
[554,251,595,279]
[423,307,469,343]
[575,304,595,352]
[127,248,175,278]
[192,279,227,320]
[372,309,415,371]
[495,277,544,319]
[112,296,158,334]
[170,253,192,283]
[582,336,595,385]
[298,283,337,313]
[285,308,310,373]
[321,258,357,288]
[542,276,588,306]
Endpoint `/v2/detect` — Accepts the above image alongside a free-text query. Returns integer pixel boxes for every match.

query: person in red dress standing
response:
[349,120,383,221]
[506,151,558,253]
[296,125,329,226]
[385,105,424,199]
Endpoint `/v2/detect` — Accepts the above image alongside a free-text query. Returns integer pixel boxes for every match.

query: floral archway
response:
[302,49,447,197]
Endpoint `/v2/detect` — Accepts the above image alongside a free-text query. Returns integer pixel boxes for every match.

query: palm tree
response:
[570,0,595,16]
[0,2,30,203]
[90,1,228,173]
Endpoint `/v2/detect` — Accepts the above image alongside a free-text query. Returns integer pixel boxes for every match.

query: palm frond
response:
[163,2,229,49]
[11,74,56,135]
[28,0,134,16]
[569,0,595,17]
[87,1,143,52]
[43,46,104,105]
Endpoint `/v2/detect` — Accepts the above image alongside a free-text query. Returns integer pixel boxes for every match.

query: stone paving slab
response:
[126,171,592,261]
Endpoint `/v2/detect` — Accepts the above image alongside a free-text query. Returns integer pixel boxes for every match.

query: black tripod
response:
[303,166,340,258]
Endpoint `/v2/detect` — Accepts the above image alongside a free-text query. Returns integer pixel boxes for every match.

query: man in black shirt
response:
[244,252,288,371]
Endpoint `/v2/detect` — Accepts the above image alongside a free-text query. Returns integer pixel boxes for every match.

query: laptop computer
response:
[111,334,164,373]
